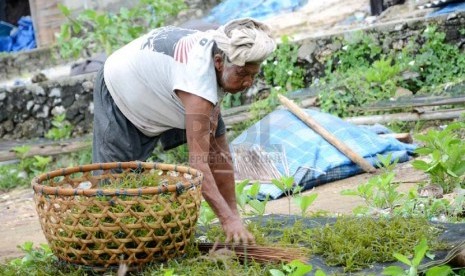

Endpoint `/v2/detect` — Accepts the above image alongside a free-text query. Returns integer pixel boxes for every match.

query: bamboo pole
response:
[277,94,377,173]
[0,140,91,163]
[351,95,465,112]
[345,108,465,125]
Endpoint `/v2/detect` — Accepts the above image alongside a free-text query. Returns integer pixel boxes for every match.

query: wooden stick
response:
[197,242,308,263]
[0,140,91,162]
[378,133,413,144]
[277,94,377,173]
[345,108,465,125]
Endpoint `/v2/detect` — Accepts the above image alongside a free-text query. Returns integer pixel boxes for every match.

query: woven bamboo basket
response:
[32,161,203,271]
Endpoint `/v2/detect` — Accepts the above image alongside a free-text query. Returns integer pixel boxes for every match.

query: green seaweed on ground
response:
[306,216,444,272]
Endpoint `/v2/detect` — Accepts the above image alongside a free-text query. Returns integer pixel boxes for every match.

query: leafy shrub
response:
[407,26,465,94]
[45,114,73,141]
[318,26,465,117]
[412,121,465,193]
[57,0,186,59]
[262,35,306,91]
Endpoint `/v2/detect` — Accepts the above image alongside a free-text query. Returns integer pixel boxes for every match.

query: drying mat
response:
[232,144,288,182]
[205,215,465,275]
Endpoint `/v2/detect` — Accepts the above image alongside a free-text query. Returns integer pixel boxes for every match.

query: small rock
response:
[31,73,48,83]
[77,181,92,189]
[447,13,457,20]
[418,184,443,198]
[393,87,413,98]
[49,87,61,97]
[394,23,407,31]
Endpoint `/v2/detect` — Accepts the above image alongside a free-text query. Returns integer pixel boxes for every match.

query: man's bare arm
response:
[209,134,240,216]
[176,90,253,243]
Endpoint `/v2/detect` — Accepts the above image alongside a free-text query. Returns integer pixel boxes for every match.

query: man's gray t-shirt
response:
[104,27,221,137]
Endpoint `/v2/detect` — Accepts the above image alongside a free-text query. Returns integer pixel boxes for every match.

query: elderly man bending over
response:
[92,18,276,244]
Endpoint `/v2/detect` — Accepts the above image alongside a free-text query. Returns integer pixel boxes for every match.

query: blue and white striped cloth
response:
[231,109,417,200]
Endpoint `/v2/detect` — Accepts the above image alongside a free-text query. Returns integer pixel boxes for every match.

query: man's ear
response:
[214,54,224,71]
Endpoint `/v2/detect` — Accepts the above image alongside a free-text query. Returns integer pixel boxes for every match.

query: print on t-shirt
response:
[140,27,204,63]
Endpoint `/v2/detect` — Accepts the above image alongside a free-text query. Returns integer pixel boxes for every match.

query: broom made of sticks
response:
[197,242,308,264]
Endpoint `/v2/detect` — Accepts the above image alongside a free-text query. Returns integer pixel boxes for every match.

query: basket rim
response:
[32,161,203,197]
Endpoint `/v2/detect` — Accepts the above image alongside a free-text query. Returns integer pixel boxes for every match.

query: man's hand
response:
[222,216,255,245]
[176,90,251,244]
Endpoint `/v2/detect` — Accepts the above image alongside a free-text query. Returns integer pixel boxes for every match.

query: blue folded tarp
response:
[231,109,417,200]
[205,0,308,25]
[428,1,465,17]
[0,16,36,53]
[0,21,14,52]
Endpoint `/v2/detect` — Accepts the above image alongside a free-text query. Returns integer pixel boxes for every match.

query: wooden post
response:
[28,0,65,47]
[277,94,377,173]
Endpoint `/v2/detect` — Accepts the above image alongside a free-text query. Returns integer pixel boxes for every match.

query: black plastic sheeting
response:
[238,215,465,275]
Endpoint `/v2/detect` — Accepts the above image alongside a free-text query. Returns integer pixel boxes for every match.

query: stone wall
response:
[1,12,464,140]
[297,12,465,83]
[0,73,95,139]
[0,47,68,82]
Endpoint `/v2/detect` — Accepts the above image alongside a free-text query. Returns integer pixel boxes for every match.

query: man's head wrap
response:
[212,18,276,66]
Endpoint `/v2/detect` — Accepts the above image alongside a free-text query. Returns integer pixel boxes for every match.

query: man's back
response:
[103,26,221,137]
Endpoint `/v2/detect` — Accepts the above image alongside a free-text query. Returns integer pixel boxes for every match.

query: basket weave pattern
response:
[32,162,203,269]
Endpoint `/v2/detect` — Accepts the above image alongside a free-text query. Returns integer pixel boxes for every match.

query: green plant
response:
[0,145,92,192]
[222,93,243,109]
[262,35,306,91]
[235,180,270,217]
[0,165,29,191]
[317,25,465,117]
[341,154,404,215]
[318,59,399,117]
[7,242,58,275]
[406,25,465,94]
[235,179,250,214]
[386,120,426,135]
[246,182,270,217]
[272,176,298,215]
[57,0,186,59]
[231,35,307,122]
[197,201,217,229]
[12,146,35,176]
[271,175,319,217]
[269,260,319,276]
[159,267,182,276]
[293,193,318,217]
[333,32,382,71]
[11,145,31,159]
[12,146,52,181]
[45,113,73,141]
[30,155,53,175]
[412,121,465,193]
[383,237,453,276]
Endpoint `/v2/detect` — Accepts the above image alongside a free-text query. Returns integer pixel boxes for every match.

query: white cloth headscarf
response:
[212,18,276,66]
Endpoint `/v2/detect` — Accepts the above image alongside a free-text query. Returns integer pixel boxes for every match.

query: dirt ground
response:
[0,159,427,263]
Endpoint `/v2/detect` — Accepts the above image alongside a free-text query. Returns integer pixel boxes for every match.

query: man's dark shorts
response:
[92,68,226,163]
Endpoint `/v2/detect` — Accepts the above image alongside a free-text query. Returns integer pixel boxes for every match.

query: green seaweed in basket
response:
[105,169,164,189]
